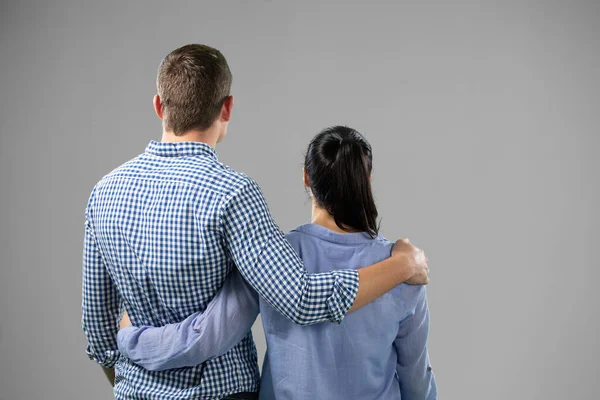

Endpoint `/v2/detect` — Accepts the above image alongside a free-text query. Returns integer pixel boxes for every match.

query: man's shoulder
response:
[209,161,255,195]
[86,154,144,202]
[94,153,253,197]
[95,153,145,184]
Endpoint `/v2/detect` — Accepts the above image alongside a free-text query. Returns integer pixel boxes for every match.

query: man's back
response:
[83,141,259,399]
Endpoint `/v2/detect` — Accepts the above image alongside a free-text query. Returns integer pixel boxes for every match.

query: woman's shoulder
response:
[372,236,427,305]
[374,234,394,247]
[284,225,320,257]
[285,225,311,243]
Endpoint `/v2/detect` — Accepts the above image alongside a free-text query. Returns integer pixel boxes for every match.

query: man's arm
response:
[117,179,427,371]
[221,179,428,325]
[82,203,121,385]
[394,287,437,399]
[117,268,259,371]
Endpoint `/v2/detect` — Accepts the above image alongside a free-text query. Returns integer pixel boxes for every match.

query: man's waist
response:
[113,342,259,398]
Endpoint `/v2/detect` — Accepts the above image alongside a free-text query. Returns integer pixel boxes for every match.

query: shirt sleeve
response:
[81,203,121,368]
[394,287,437,400]
[221,179,359,325]
[116,268,260,371]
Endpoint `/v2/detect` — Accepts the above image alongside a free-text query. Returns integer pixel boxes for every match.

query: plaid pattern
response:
[82,141,359,399]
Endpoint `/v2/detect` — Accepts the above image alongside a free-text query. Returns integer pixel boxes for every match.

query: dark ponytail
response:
[304,126,379,237]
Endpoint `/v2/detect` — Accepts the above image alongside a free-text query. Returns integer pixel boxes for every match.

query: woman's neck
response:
[311,202,358,234]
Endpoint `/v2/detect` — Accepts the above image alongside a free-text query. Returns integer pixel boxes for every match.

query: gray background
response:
[0,0,598,399]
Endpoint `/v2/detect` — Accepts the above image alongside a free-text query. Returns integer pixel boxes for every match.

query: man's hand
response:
[350,237,429,312]
[392,238,429,285]
[120,311,132,330]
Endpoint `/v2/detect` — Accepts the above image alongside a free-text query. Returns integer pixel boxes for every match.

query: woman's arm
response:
[117,268,259,371]
[394,287,437,399]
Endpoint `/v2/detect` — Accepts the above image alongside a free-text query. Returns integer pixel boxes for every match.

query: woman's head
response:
[304,126,379,237]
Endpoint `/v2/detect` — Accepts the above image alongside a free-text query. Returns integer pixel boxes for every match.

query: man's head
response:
[154,44,233,142]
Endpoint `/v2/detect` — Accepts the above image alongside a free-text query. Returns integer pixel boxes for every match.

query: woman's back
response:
[259,223,435,400]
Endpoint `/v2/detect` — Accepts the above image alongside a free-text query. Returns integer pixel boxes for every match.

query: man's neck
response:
[160,129,220,148]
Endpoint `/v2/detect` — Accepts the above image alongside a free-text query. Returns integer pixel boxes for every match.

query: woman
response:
[118,126,437,399]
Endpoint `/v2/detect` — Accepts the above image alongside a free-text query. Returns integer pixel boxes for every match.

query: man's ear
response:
[220,95,234,122]
[153,95,163,120]
[303,168,310,187]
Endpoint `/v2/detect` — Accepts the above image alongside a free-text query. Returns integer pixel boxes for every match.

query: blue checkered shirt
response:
[82,141,360,399]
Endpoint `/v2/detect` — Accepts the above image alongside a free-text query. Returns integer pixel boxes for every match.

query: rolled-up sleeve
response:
[82,203,121,368]
[221,178,359,325]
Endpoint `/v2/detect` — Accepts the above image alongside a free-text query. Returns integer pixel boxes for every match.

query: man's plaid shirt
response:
[82,141,359,399]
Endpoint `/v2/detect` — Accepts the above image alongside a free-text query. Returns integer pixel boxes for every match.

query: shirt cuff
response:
[326,269,359,324]
[86,343,121,368]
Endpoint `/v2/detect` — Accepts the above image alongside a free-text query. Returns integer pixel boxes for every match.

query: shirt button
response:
[427,367,432,372]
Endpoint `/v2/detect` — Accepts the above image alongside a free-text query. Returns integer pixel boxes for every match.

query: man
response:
[82,44,428,399]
